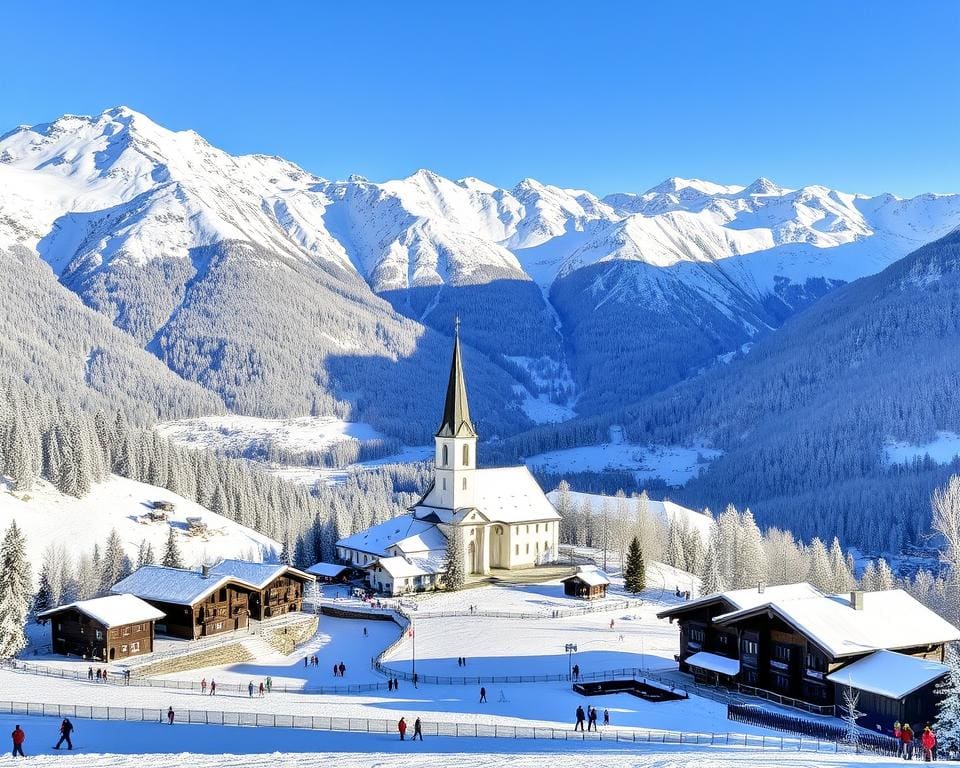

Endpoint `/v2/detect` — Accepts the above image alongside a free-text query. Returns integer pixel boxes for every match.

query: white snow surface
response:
[530,443,722,485]
[0,474,278,580]
[37,593,165,628]
[883,431,960,466]
[827,649,949,699]
[683,651,741,677]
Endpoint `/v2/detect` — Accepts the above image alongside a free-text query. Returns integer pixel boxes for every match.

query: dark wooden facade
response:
[248,574,306,620]
[834,678,943,732]
[49,609,156,662]
[561,575,609,600]
[151,583,250,640]
[663,597,949,725]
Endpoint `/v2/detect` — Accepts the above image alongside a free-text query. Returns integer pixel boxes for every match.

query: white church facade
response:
[336,329,560,595]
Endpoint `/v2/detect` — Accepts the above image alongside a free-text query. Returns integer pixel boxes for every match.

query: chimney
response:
[850,590,864,610]
[201,564,210,579]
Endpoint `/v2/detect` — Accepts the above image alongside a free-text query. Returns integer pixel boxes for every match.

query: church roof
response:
[336,513,445,558]
[472,466,561,524]
[436,330,476,438]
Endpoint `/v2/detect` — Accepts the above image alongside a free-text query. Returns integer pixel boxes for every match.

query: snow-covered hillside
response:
[0,475,278,576]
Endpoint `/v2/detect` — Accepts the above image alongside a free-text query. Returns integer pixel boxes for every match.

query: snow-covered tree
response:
[624,536,646,594]
[554,480,575,544]
[667,518,687,572]
[807,537,834,593]
[936,644,960,757]
[161,527,184,569]
[829,537,856,592]
[701,543,725,596]
[0,521,31,659]
[860,560,878,592]
[444,526,465,591]
[102,528,131,592]
[841,684,864,753]
[873,557,896,590]
[737,509,767,589]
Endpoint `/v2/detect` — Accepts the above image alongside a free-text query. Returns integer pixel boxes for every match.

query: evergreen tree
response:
[874,557,896,590]
[936,644,960,757]
[807,537,834,593]
[161,527,184,569]
[829,537,856,592]
[701,543,725,596]
[623,536,646,594]
[667,518,687,571]
[444,526,466,591]
[738,509,767,589]
[102,528,130,593]
[0,521,31,659]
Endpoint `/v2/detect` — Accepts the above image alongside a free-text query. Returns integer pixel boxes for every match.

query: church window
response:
[525,525,529,533]
[463,444,469,466]
[535,524,539,533]
[515,544,519,556]
[442,478,447,490]
[514,526,519,535]
[462,478,467,490]
[442,445,449,466]
[525,544,529,554]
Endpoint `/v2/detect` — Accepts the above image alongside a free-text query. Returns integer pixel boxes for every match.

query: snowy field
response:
[526,442,722,485]
[884,431,960,466]
[0,475,277,572]
[0,713,908,767]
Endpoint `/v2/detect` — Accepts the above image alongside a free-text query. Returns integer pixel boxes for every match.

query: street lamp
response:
[565,643,578,680]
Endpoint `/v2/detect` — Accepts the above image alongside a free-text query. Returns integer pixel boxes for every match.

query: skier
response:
[588,706,598,731]
[210,679,217,696]
[398,717,407,741]
[603,709,610,726]
[259,681,265,697]
[201,678,207,695]
[413,717,423,741]
[11,724,25,757]
[248,681,254,698]
[54,718,74,750]
[167,707,175,725]
[574,706,585,731]
[265,676,272,694]
[479,686,487,703]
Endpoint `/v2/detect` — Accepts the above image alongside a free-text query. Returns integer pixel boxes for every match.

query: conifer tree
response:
[874,557,896,590]
[102,528,130,592]
[936,644,960,757]
[0,521,31,659]
[161,527,184,569]
[444,526,466,591]
[623,536,646,594]
[701,543,725,596]
[807,537,834,593]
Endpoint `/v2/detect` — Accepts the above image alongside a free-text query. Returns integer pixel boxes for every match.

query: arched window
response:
[462,477,467,490]
[442,478,447,490]
[462,444,470,466]
[442,444,448,466]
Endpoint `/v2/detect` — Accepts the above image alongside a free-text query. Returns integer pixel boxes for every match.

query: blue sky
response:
[1,2,957,196]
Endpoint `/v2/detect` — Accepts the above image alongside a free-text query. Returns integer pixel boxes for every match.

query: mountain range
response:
[2,106,960,548]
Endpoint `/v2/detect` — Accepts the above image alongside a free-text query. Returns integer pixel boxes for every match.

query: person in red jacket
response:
[397,717,407,741]
[921,725,936,762]
[11,725,25,758]
[901,723,915,760]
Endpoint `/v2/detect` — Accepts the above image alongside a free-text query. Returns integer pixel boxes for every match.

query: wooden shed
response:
[561,566,611,600]
[39,594,165,661]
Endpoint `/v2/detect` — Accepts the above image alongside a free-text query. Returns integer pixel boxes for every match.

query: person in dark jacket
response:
[167,707,175,725]
[588,707,598,731]
[54,718,74,750]
[575,706,586,731]
[11,725,25,757]
[479,686,487,703]
[413,717,423,741]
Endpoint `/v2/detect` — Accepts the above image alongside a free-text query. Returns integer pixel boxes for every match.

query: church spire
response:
[436,318,476,438]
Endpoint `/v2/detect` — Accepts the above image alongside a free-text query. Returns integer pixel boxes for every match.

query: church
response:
[335,329,561,595]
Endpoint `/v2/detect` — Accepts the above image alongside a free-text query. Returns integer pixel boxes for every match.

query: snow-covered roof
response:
[658,582,821,620]
[684,651,740,677]
[112,565,243,606]
[337,514,444,558]
[715,589,960,659]
[209,559,314,588]
[305,562,351,578]
[472,466,561,524]
[562,566,611,587]
[827,650,949,699]
[39,594,165,628]
[368,555,446,579]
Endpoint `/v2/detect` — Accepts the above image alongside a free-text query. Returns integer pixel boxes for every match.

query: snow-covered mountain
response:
[3,106,960,433]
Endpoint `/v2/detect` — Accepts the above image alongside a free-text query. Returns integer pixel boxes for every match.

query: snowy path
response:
[0,712,907,767]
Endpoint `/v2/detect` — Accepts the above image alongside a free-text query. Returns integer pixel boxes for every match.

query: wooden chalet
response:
[658,583,960,727]
[112,565,252,640]
[561,566,611,600]
[38,594,165,661]
[208,560,315,620]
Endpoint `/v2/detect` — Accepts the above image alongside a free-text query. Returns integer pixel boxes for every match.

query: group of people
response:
[200,678,217,695]
[397,716,424,741]
[574,705,609,731]
[86,667,111,682]
[304,655,320,667]
[456,657,469,667]
[332,662,347,677]
[247,678,273,697]
[10,719,74,757]
[894,721,937,761]
[387,677,401,691]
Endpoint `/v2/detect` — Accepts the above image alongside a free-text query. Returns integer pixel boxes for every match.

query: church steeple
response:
[436,318,477,439]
